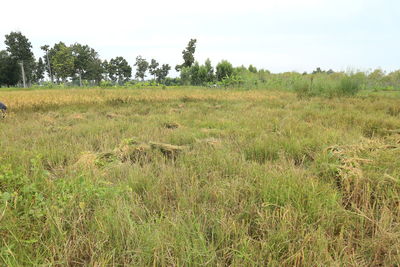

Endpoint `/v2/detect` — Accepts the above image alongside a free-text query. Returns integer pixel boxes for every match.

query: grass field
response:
[1,88,400,266]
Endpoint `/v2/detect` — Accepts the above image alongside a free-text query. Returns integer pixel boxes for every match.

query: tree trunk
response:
[20,62,27,88]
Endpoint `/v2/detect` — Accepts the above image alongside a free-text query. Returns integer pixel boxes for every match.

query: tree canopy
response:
[0,50,20,87]
[175,39,197,72]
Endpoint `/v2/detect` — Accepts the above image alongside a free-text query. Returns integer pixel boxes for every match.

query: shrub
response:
[338,76,361,96]
[293,78,312,98]
[99,80,113,88]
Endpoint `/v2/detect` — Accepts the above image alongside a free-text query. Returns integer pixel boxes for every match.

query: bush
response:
[216,60,234,81]
[99,80,113,88]
[293,78,312,98]
[338,76,361,96]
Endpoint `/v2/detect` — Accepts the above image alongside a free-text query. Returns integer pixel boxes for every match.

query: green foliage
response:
[33,57,46,83]
[216,60,234,81]
[71,43,103,84]
[0,50,20,87]
[155,64,171,84]
[338,76,361,96]
[176,38,197,71]
[293,74,361,98]
[204,58,215,83]
[4,31,35,83]
[4,32,34,62]
[180,66,192,85]
[134,55,149,81]
[148,58,159,80]
[51,43,75,82]
[248,64,257,73]
[99,80,114,88]
[108,56,132,84]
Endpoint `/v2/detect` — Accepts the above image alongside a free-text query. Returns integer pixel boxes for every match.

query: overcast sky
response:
[0,0,399,75]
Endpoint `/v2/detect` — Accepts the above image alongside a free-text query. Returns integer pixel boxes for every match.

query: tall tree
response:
[248,64,257,73]
[134,56,149,81]
[216,60,233,81]
[175,38,197,71]
[71,43,103,85]
[41,45,53,82]
[46,42,69,82]
[204,58,214,83]
[4,31,35,86]
[102,60,110,81]
[32,57,45,83]
[189,61,201,85]
[155,64,171,84]
[52,43,75,82]
[148,59,159,81]
[0,50,20,87]
[108,57,132,84]
[85,58,104,85]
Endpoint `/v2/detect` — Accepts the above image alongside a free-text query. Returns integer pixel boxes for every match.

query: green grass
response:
[0,88,399,265]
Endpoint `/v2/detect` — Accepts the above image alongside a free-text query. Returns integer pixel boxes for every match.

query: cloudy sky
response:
[0,0,398,75]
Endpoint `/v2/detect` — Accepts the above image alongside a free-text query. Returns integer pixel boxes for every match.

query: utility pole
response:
[19,61,26,88]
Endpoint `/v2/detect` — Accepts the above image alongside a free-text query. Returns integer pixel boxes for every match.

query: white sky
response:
[0,0,399,75]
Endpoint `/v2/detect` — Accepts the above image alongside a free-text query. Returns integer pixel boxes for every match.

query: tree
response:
[175,38,197,71]
[71,43,103,85]
[204,58,215,83]
[216,60,233,81]
[32,57,45,83]
[155,64,171,84]
[52,43,75,82]
[108,57,132,84]
[85,58,104,85]
[134,56,149,81]
[248,64,257,73]
[41,45,53,82]
[0,50,20,87]
[189,61,201,85]
[149,59,159,80]
[312,67,324,74]
[4,31,35,85]
[102,60,110,80]
[180,67,191,85]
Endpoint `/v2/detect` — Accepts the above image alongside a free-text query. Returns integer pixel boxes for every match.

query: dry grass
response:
[0,87,399,266]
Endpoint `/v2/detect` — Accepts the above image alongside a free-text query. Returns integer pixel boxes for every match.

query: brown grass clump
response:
[327,137,399,210]
[113,139,152,163]
[74,151,98,169]
[149,142,186,159]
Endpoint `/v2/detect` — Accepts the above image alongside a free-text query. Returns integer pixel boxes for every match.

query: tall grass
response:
[293,74,362,98]
[0,88,399,265]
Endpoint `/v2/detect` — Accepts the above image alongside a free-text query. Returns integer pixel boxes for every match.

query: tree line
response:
[1,31,399,90]
[0,32,174,87]
[0,32,265,88]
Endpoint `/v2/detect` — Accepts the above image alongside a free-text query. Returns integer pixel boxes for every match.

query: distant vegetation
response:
[1,32,399,97]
